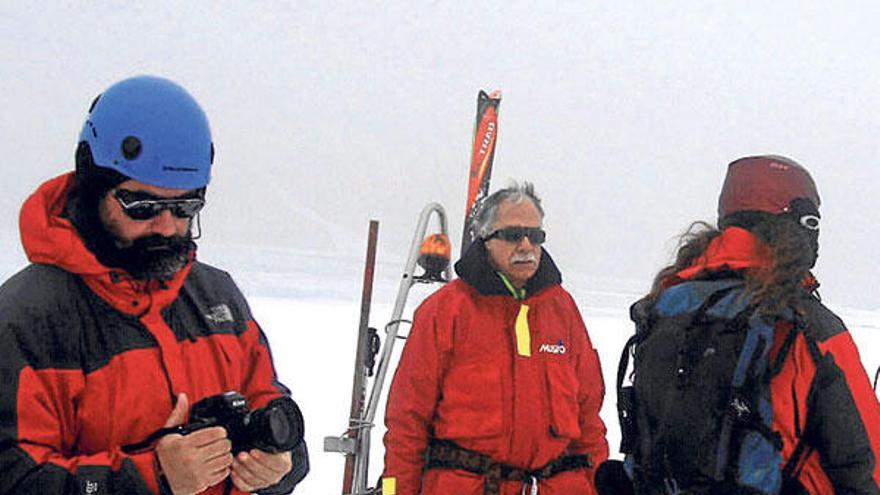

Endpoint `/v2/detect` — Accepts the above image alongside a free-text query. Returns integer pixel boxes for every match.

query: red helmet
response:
[717,155,820,220]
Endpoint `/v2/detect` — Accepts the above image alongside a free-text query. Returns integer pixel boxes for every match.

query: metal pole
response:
[341,220,379,494]
[351,203,448,493]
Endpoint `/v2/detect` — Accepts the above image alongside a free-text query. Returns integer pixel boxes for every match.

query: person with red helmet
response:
[0,76,308,494]
[599,155,879,494]
[382,182,609,495]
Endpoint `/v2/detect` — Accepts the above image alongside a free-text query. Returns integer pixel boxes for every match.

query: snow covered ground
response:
[198,246,880,495]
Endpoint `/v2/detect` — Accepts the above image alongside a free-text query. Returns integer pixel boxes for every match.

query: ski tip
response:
[478,89,502,101]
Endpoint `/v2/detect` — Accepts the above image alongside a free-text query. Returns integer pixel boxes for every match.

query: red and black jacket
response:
[0,173,308,494]
[382,242,608,495]
[666,227,880,494]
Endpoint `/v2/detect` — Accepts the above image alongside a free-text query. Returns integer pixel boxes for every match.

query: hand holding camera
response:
[230,448,293,493]
[156,394,234,495]
[150,391,305,494]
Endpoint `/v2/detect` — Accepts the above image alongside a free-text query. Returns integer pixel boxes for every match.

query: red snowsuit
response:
[383,242,608,495]
[0,173,308,494]
[671,227,880,493]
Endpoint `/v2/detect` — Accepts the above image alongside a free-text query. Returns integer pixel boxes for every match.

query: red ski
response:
[461,89,502,256]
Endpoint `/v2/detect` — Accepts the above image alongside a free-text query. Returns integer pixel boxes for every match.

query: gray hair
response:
[473,181,544,238]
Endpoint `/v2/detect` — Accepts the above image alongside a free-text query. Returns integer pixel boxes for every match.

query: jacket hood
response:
[670,226,818,292]
[20,173,107,276]
[19,172,191,314]
[673,226,771,281]
[454,240,562,296]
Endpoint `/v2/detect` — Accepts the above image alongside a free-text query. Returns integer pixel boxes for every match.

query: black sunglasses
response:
[113,189,205,221]
[484,226,546,245]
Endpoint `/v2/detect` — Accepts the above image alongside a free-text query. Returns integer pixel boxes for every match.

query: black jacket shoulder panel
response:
[189,261,252,317]
[163,261,252,341]
[0,264,155,373]
[0,264,83,371]
[799,296,847,343]
[0,263,80,314]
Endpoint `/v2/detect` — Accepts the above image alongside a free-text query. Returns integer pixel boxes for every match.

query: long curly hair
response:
[649,212,818,316]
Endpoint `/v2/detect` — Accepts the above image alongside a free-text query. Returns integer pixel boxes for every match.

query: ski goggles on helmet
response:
[113,189,205,221]
[484,226,546,245]
[785,197,820,231]
[798,215,820,231]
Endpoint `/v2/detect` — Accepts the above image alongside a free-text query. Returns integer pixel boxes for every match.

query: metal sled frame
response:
[326,202,451,495]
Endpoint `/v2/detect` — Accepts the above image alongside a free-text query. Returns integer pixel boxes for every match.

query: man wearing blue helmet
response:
[0,76,308,495]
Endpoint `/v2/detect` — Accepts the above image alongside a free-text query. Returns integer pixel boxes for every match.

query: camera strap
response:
[120,422,207,454]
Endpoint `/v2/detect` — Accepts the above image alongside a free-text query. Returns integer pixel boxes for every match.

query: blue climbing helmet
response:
[78,75,213,190]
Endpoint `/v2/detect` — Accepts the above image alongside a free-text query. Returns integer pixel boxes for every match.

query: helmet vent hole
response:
[121,136,142,160]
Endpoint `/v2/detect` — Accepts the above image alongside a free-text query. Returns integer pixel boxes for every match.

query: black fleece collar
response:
[454,240,563,297]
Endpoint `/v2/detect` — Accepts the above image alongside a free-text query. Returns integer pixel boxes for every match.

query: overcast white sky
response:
[1,1,878,309]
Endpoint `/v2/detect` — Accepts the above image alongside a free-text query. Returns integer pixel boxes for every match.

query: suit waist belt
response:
[424,438,591,495]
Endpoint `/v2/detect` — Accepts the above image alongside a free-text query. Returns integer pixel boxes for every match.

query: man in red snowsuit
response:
[0,76,308,494]
[383,182,609,495]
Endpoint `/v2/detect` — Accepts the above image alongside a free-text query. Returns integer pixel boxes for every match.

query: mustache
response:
[130,234,187,252]
[510,252,538,264]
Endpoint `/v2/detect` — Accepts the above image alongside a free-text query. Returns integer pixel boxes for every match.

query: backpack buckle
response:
[664,477,682,495]
[521,475,538,495]
[729,396,752,420]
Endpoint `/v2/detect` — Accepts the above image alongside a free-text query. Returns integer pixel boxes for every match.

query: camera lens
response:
[248,397,304,453]
[267,407,292,445]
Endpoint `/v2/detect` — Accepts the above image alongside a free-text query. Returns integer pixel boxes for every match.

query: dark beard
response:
[114,233,194,281]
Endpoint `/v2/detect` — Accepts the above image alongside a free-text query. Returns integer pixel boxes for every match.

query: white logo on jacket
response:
[205,303,234,324]
[539,343,566,354]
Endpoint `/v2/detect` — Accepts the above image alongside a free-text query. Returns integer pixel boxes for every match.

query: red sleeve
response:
[382,301,450,495]
[567,299,609,487]
[238,320,290,409]
[816,331,880,491]
[4,366,161,494]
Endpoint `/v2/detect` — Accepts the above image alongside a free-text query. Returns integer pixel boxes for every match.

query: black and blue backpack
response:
[614,278,817,495]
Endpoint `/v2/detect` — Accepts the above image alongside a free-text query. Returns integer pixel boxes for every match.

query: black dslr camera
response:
[122,391,304,455]
[184,391,304,453]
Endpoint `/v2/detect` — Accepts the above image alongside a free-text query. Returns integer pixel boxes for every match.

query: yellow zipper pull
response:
[515,304,531,357]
